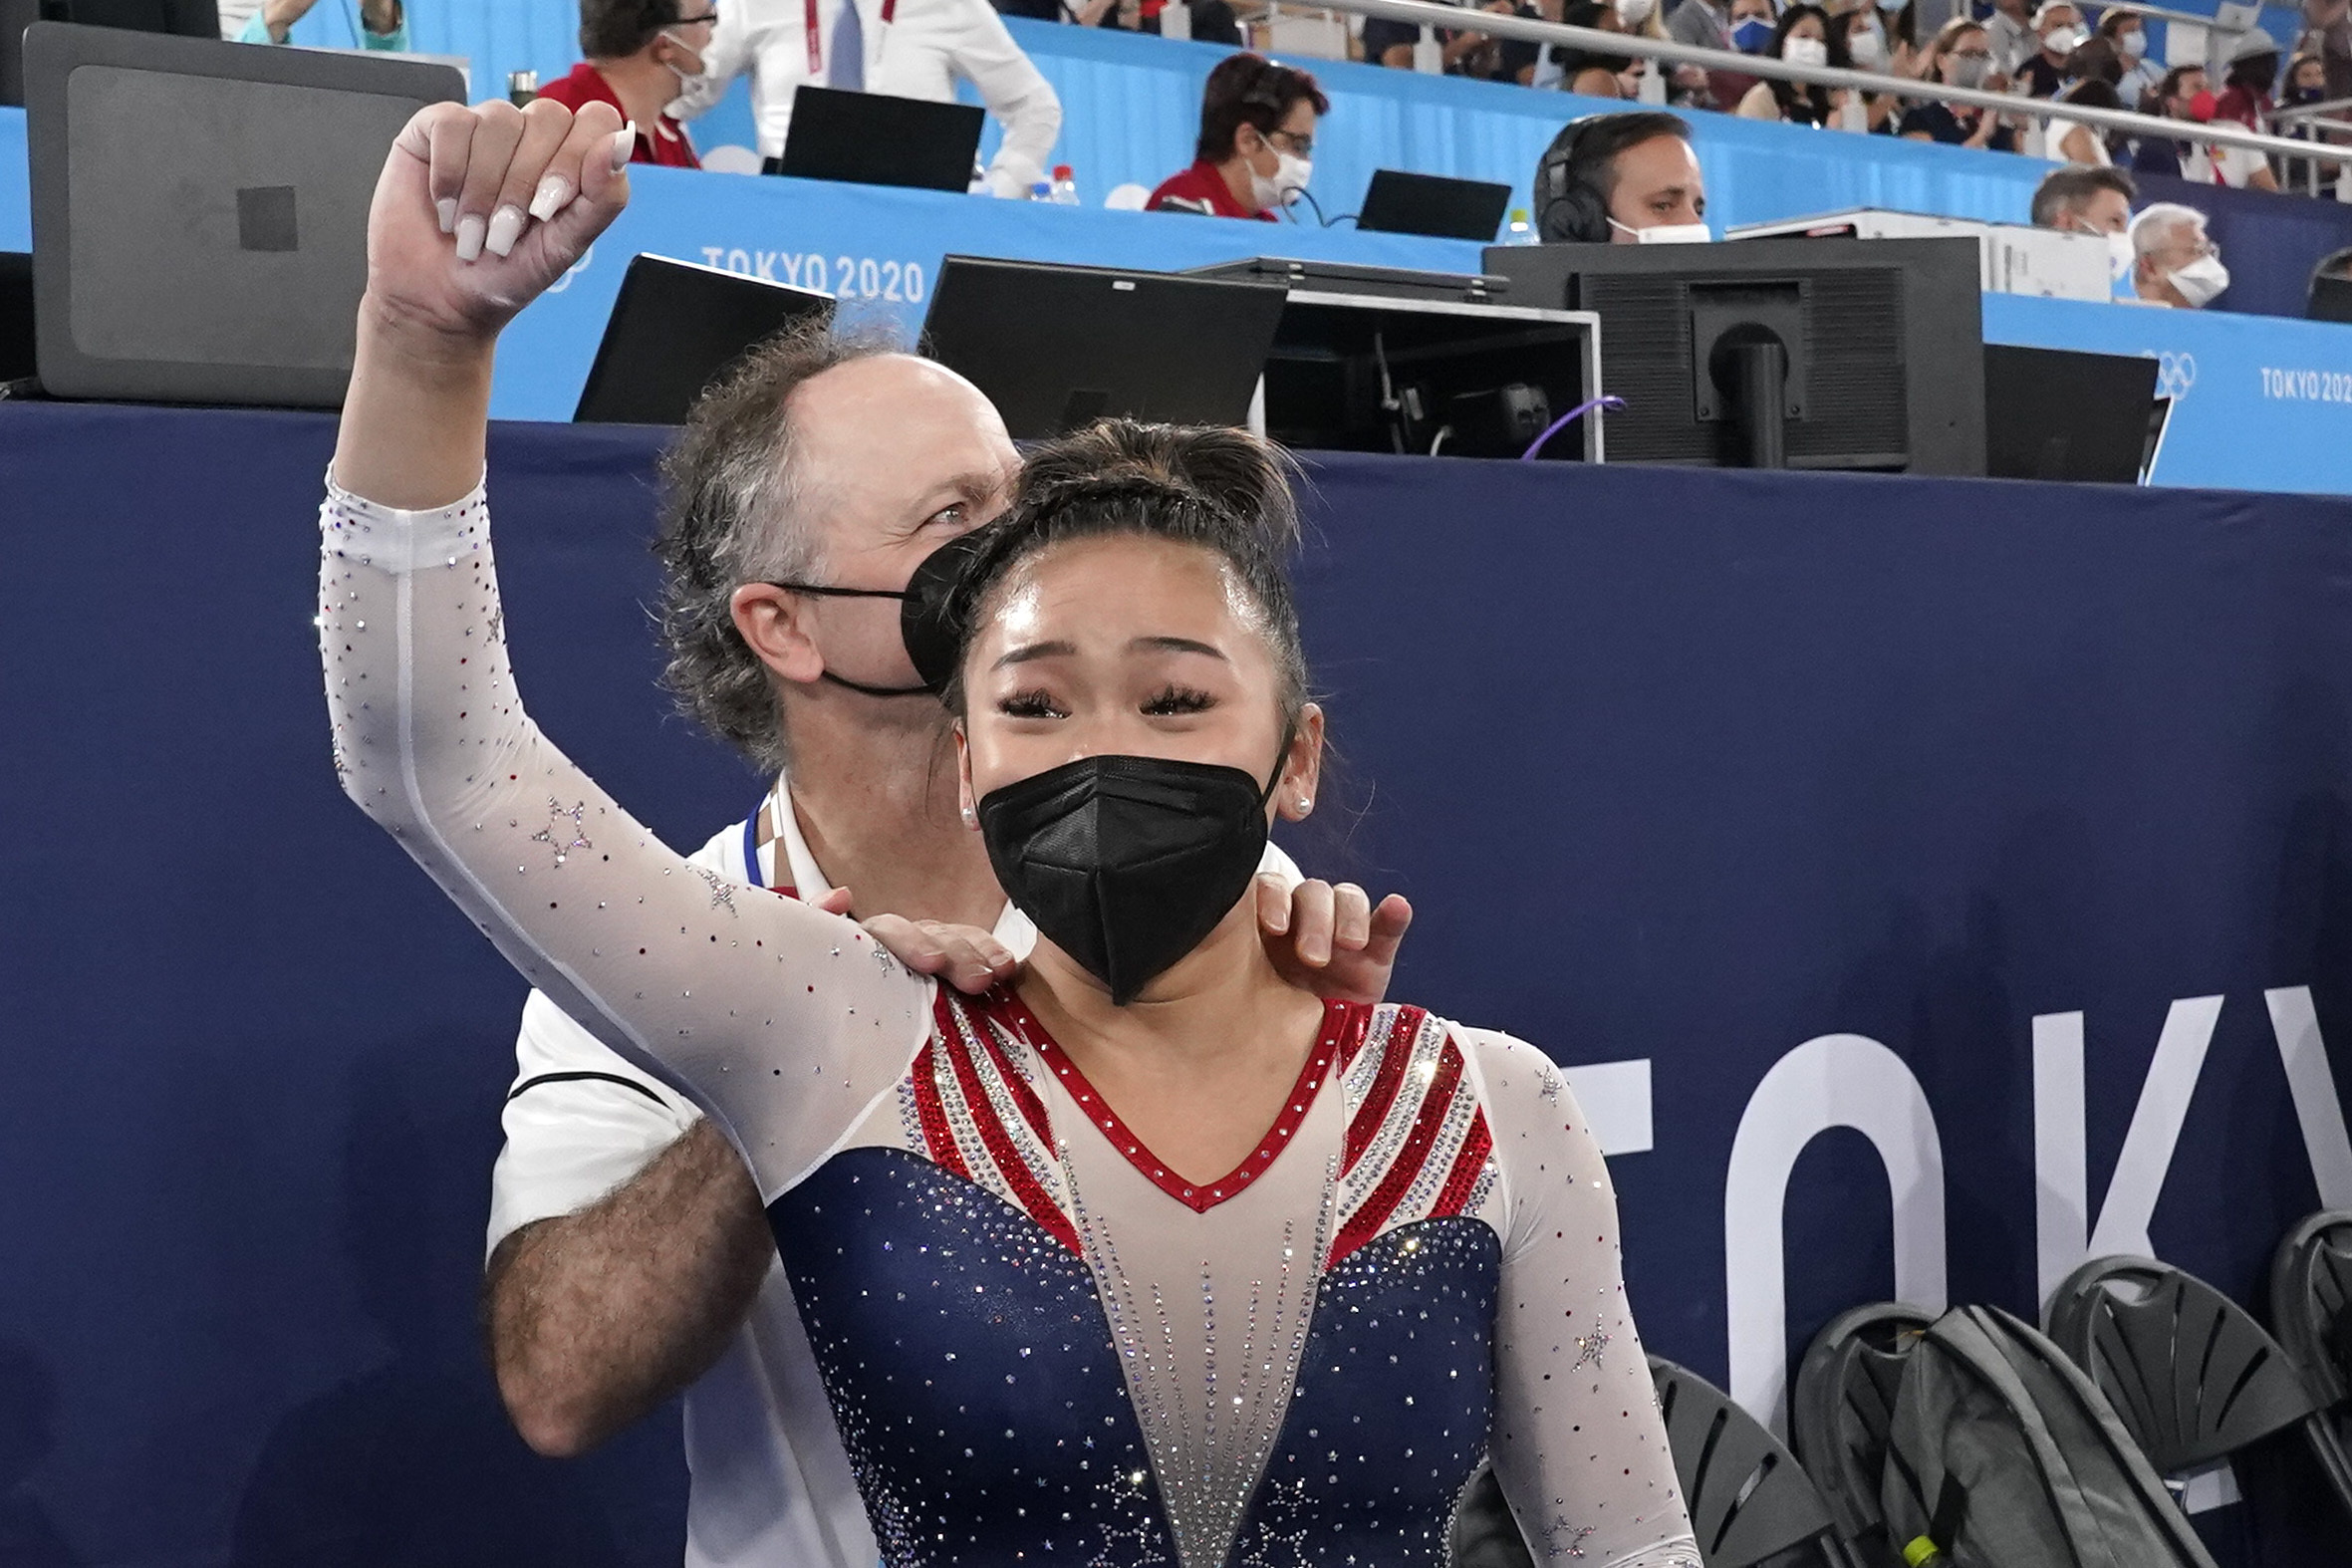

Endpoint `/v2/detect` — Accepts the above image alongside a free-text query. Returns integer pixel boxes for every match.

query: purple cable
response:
[1519,394,1628,461]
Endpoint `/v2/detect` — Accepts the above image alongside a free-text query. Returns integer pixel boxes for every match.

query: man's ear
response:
[731,584,827,686]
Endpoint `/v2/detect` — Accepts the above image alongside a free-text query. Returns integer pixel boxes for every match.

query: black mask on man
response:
[976,743,1289,1005]
[766,530,986,698]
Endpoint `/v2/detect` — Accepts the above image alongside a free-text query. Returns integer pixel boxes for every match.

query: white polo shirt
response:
[487,770,1298,1568]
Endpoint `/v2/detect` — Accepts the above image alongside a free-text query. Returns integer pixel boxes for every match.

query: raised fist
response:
[364,98,632,348]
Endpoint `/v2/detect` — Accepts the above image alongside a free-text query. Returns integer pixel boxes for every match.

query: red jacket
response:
[1147,158,1272,220]
[535,63,700,169]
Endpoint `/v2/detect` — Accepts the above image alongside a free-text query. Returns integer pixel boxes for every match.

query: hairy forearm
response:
[483,1119,775,1456]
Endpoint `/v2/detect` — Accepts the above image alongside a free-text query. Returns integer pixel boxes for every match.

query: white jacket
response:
[673,0,1062,196]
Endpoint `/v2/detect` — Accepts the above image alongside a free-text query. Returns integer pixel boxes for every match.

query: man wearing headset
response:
[1532,110,1711,243]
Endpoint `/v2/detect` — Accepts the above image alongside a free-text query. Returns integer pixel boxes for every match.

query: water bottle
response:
[1502,207,1538,246]
[1049,165,1081,206]
[1900,1538,1951,1567]
[507,70,538,107]
[1030,180,1052,201]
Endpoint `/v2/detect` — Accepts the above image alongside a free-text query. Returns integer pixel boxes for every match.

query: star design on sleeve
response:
[1539,1066,1564,1105]
[1571,1318,1611,1372]
[1542,1515,1597,1557]
[690,864,740,916]
[530,799,592,868]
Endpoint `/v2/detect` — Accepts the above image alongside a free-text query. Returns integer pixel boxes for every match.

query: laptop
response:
[919,256,1287,440]
[1356,169,1513,243]
[23,22,461,405]
[774,85,984,192]
[575,254,833,425]
[1981,344,2159,484]
[3,0,219,106]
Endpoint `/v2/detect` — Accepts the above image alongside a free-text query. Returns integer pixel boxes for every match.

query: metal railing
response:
[1273,0,2352,170]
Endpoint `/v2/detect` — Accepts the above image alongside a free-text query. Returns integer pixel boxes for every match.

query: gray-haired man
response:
[481,320,1409,1568]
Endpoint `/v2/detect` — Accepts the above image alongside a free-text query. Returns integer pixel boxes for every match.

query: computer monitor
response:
[1357,170,1513,243]
[1482,236,1986,474]
[1981,345,2158,484]
[775,85,983,192]
[575,254,833,424]
[23,22,462,406]
[3,0,218,105]
[919,256,1287,440]
[0,252,32,383]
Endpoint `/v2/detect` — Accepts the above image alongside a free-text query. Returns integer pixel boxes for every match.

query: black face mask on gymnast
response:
[766,531,982,699]
[976,740,1289,1006]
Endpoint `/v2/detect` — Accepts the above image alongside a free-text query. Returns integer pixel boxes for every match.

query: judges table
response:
[6,401,2350,1567]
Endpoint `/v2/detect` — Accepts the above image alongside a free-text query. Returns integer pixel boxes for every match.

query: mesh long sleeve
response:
[319,478,930,1199]
[1462,1030,1700,1568]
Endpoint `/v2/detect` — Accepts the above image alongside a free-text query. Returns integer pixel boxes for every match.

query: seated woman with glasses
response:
[1147,52,1326,221]
[319,93,1702,1568]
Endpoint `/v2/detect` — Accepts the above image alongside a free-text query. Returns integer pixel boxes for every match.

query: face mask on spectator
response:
[2120,27,2148,57]
[2106,230,2135,281]
[1849,24,1887,66]
[1732,15,1776,50]
[2042,24,2086,54]
[1617,0,1659,25]
[2169,252,2229,307]
[1948,52,1990,87]
[1877,0,1909,12]
[1784,34,1830,65]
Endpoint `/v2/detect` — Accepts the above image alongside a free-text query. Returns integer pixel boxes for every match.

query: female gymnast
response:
[322,96,1699,1568]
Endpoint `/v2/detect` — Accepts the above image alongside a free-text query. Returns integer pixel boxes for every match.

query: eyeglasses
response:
[676,5,718,22]
[1948,47,1991,60]
[1265,128,1315,157]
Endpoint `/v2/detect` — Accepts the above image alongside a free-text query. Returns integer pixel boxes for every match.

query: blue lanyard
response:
[742,789,776,892]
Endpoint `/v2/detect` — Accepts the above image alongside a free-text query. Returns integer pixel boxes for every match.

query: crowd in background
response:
[1004,0,2352,196]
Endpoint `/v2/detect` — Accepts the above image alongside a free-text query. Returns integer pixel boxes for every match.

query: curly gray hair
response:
[652,314,906,772]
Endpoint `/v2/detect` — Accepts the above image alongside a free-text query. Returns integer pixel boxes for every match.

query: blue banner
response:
[6,404,2349,1565]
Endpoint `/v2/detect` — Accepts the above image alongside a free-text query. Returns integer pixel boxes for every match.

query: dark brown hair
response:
[1195,53,1330,163]
[941,420,1308,721]
[581,0,685,60]
[2030,161,2135,226]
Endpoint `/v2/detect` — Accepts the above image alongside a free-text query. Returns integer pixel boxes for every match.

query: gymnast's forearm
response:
[484,1119,774,1456]
[333,299,494,511]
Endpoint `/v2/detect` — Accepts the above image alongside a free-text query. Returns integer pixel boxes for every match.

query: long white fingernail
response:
[453,212,486,263]
[611,124,635,172]
[434,197,457,233]
[484,204,526,258]
[528,174,569,222]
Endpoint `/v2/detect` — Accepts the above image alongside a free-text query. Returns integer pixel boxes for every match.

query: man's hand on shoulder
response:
[1257,875,1412,1005]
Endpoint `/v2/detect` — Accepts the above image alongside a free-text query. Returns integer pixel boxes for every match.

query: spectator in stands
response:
[2048,77,2122,164]
[2298,0,2352,103]
[2210,29,2285,190]
[1901,17,2014,147]
[1076,0,1243,49]
[1668,0,1732,55]
[2128,63,2207,173]
[1361,12,1419,68]
[223,0,403,48]
[1544,0,1640,95]
[1831,8,1912,131]
[1444,0,1555,84]
[2016,1,2088,98]
[1708,0,1778,109]
[1736,5,1855,126]
[670,0,1062,196]
[1983,0,2033,77]
[1149,53,1326,219]
[2031,162,2133,235]
[2130,202,2229,308]
[2285,49,2331,105]
[1611,0,1717,107]
[536,0,714,171]
[2097,7,2164,109]
[1533,109,1708,240]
